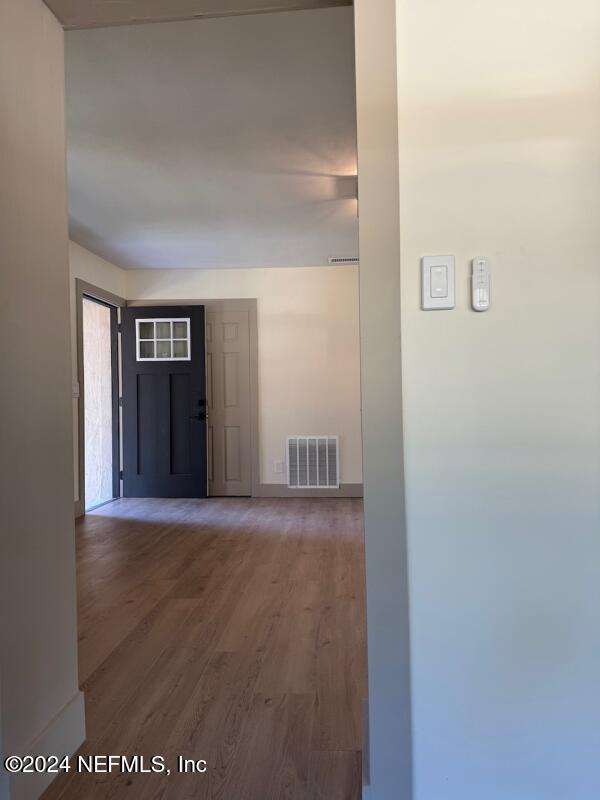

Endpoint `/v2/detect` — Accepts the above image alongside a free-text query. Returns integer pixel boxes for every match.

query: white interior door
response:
[206,306,252,496]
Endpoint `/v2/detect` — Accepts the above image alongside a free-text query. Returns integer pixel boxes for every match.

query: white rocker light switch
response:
[430,265,448,298]
[421,255,455,310]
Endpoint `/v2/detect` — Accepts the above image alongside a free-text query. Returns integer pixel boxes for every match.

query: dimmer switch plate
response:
[421,255,455,310]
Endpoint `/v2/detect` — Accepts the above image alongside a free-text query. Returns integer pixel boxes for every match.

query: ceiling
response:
[45,0,351,30]
[65,7,358,269]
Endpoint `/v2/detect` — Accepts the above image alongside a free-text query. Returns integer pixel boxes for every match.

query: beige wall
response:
[126,266,363,486]
[0,2,84,798]
[396,0,600,797]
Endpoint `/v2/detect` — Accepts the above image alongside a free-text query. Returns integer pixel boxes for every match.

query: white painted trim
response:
[9,691,85,800]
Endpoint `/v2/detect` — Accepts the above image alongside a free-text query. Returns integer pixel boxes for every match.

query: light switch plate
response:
[421,255,455,310]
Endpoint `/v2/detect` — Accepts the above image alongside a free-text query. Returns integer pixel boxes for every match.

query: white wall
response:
[396,0,600,798]
[126,266,363,486]
[0,2,85,797]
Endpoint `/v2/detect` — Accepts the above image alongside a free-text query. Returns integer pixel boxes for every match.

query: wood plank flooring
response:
[41,497,366,800]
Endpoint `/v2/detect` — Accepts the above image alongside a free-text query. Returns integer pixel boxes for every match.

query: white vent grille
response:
[287,436,339,489]
[328,256,359,265]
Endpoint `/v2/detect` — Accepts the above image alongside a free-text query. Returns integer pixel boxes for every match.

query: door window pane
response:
[156,321,171,339]
[139,340,155,358]
[156,340,172,359]
[173,340,188,358]
[138,321,154,339]
[173,320,188,339]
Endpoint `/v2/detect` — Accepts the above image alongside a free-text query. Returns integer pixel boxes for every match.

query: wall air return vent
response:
[328,256,359,265]
[287,436,339,489]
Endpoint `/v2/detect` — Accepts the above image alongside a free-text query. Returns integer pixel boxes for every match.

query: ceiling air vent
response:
[287,436,339,489]
[328,256,359,265]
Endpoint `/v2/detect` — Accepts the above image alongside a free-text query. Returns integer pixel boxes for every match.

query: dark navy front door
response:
[121,306,207,498]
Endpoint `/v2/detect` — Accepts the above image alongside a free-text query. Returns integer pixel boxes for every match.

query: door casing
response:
[75,279,126,517]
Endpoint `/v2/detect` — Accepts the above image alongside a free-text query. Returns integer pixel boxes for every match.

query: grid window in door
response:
[136,318,191,361]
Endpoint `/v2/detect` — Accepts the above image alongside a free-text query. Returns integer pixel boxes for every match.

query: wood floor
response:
[42,497,366,800]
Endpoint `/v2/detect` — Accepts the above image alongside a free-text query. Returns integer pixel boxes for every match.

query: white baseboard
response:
[10,691,85,800]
